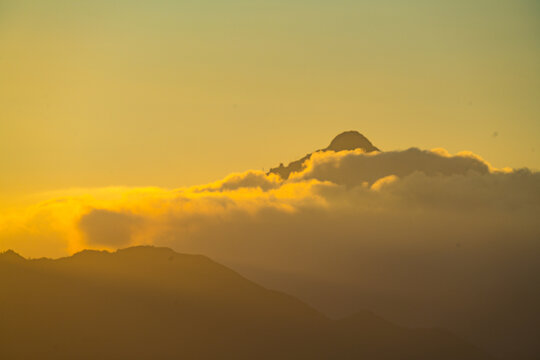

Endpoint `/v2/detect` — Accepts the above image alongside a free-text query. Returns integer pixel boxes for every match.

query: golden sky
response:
[1,0,539,209]
[1,5,540,356]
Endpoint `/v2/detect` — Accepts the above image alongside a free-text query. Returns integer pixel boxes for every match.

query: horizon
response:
[1,1,539,359]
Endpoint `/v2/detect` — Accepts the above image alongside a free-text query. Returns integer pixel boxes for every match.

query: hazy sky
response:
[1,4,540,356]
[1,0,539,206]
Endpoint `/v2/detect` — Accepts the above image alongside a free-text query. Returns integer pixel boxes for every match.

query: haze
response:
[1,1,539,359]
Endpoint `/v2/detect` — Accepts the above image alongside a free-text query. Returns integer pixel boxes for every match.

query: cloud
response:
[290,147,494,186]
[194,171,282,192]
[0,147,539,357]
[79,209,142,247]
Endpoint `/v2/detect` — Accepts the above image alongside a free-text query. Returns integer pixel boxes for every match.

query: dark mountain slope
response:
[0,247,491,360]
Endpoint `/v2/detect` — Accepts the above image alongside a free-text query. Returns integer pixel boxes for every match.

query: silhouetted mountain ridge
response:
[269,130,379,179]
[0,249,24,262]
[0,246,493,360]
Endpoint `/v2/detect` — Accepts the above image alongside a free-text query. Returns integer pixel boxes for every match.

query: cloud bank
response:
[1,147,539,358]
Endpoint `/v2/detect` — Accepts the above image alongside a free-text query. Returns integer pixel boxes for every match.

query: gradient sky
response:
[1,0,539,207]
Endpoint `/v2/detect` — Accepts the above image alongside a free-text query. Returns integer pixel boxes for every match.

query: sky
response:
[1,0,539,208]
[1,2,540,357]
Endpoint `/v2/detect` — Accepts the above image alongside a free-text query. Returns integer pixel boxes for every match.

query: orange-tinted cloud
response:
[0,147,539,357]
[79,209,143,247]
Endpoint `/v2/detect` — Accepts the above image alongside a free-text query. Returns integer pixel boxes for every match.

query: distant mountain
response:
[0,247,492,360]
[268,131,379,179]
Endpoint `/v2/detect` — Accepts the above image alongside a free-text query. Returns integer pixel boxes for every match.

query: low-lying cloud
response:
[1,147,539,358]
[79,209,143,247]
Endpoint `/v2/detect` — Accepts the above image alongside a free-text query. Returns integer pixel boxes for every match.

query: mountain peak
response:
[0,249,24,262]
[268,131,379,179]
[326,131,379,152]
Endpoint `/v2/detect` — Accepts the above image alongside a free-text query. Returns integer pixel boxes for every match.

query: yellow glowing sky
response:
[1,0,539,208]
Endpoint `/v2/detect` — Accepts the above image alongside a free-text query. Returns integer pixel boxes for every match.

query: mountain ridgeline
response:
[0,246,492,360]
[268,130,380,179]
